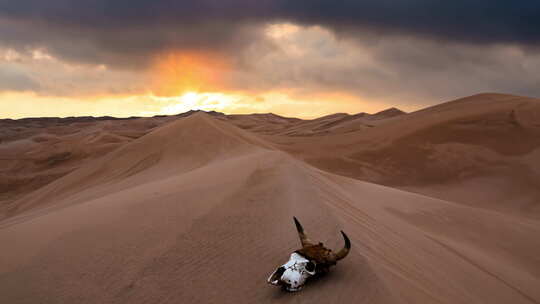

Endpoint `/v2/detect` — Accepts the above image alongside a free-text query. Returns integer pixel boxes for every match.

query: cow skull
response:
[267,217,351,292]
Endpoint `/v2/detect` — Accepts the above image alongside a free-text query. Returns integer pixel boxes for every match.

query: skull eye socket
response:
[275,266,286,277]
[305,261,315,272]
[269,266,286,283]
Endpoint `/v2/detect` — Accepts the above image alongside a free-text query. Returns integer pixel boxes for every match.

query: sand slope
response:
[3,113,272,219]
[0,116,164,216]
[1,110,540,303]
[270,93,540,218]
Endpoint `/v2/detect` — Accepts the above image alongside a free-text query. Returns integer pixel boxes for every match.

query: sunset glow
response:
[1,8,539,120]
[151,52,230,97]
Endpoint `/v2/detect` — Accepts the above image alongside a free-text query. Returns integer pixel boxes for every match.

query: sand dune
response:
[269,93,540,218]
[225,107,404,136]
[3,113,273,219]
[1,93,540,303]
[0,116,164,215]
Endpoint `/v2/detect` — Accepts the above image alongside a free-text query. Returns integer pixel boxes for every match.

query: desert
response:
[1,93,539,303]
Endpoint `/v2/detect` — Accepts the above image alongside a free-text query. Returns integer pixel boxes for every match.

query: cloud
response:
[0,3,264,69]
[279,1,540,45]
[0,0,539,69]
[228,24,540,105]
[0,63,39,92]
[0,1,539,107]
[0,48,148,96]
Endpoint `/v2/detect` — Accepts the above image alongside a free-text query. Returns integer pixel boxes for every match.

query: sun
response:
[155,91,237,115]
[180,91,199,105]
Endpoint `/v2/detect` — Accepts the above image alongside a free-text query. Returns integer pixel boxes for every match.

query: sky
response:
[0,1,539,119]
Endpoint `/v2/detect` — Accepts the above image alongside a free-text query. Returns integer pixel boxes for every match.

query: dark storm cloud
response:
[280,1,540,45]
[0,0,539,68]
[2,0,539,43]
[0,0,281,67]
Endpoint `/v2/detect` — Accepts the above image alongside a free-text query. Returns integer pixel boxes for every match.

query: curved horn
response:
[330,230,351,262]
[293,217,313,247]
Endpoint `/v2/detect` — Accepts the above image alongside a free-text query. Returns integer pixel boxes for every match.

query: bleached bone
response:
[267,217,351,291]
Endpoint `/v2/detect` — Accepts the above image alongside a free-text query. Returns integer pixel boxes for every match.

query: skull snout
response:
[280,267,305,291]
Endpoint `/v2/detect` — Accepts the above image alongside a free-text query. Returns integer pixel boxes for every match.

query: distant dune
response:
[1,93,539,303]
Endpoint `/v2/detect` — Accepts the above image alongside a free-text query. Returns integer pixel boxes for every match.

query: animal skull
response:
[267,217,351,292]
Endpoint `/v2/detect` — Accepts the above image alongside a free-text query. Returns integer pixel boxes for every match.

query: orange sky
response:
[0,31,418,119]
[1,4,539,120]
[0,89,407,120]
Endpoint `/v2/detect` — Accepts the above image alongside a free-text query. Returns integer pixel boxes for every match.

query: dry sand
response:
[1,93,539,303]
